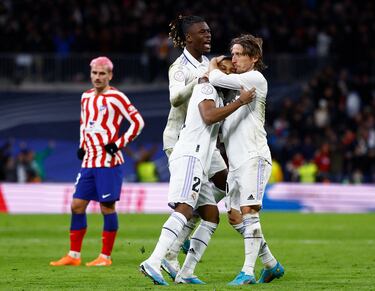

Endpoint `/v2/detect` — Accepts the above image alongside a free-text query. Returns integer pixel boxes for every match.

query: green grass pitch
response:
[1,212,375,290]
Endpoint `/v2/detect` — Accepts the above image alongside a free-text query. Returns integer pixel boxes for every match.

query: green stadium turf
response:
[1,212,375,290]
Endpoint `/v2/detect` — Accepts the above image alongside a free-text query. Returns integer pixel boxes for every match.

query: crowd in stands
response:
[0,0,374,183]
[267,65,375,183]
[0,0,373,60]
[0,140,54,183]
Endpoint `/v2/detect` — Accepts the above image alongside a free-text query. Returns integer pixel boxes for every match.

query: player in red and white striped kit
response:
[50,56,144,267]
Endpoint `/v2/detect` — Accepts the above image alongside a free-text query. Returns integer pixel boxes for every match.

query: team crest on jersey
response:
[174,70,185,82]
[201,84,213,95]
[99,105,107,111]
[191,192,197,200]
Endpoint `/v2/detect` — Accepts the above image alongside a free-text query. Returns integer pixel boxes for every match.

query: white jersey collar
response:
[183,48,206,69]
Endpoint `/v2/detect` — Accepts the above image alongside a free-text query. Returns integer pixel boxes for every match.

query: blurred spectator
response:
[0,141,12,180]
[297,159,318,183]
[16,149,41,183]
[33,141,55,181]
[269,158,283,184]
[126,144,160,182]
[144,31,173,82]
[286,153,304,182]
[314,143,331,182]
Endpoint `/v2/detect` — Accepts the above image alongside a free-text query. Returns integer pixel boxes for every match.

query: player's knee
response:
[175,203,193,220]
[206,214,220,224]
[71,199,87,214]
[100,202,116,214]
[197,205,220,224]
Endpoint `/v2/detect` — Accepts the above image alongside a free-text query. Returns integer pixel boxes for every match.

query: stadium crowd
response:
[0,0,374,184]
[0,0,373,59]
[0,141,54,183]
[267,65,375,183]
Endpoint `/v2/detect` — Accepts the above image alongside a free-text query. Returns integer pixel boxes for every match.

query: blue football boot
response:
[228,271,256,285]
[139,261,169,286]
[257,261,285,283]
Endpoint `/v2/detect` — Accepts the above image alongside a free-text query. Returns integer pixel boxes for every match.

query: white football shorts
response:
[208,148,227,178]
[226,157,272,211]
[168,155,219,209]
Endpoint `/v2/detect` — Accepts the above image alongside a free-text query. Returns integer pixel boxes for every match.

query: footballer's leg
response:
[50,198,89,266]
[257,237,285,283]
[50,169,94,266]
[162,215,199,279]
[140,205,192,285]
[141,156,199,285]
[175,180,219,284]
[86,202,117,267]
[224,178,284,282]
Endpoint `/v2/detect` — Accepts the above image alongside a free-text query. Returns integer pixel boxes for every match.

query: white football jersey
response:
[170,83,222,175]
[209,69,272,170]
[163,48,209,150]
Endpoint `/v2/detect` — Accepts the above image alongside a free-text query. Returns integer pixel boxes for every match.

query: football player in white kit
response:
[209,34,285,285]
[140,56,255,285]
[159,15,243,280]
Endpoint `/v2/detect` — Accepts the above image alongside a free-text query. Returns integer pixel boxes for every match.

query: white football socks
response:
[259,235,277,269]
[232,221,277,269]
[68,251,80,259]
[242,213,262,276]
[232,222,245,235]
[165,215,199,261]
[148,212,187,268]
[179,220,218,277]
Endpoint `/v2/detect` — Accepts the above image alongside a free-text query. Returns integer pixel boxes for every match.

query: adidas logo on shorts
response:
[247,194,255,200]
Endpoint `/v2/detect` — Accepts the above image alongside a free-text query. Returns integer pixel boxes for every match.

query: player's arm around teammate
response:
[209,35,285,285]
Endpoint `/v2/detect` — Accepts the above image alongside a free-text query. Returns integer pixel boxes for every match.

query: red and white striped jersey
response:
[79,87,144,168]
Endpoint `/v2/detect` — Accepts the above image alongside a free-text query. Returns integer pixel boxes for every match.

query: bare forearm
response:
[201,99,244,125]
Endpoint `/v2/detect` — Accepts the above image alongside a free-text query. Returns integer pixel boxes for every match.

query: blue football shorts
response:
[73,166,124,203]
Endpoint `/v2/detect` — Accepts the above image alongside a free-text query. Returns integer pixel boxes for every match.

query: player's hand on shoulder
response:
[198,72,209,84]
[238,87,256,105]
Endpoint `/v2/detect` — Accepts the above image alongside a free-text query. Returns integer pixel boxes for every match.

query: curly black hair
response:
[169,15,206,48]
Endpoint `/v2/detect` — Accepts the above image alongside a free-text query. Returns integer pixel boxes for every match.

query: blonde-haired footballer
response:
[209,34,285,285]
